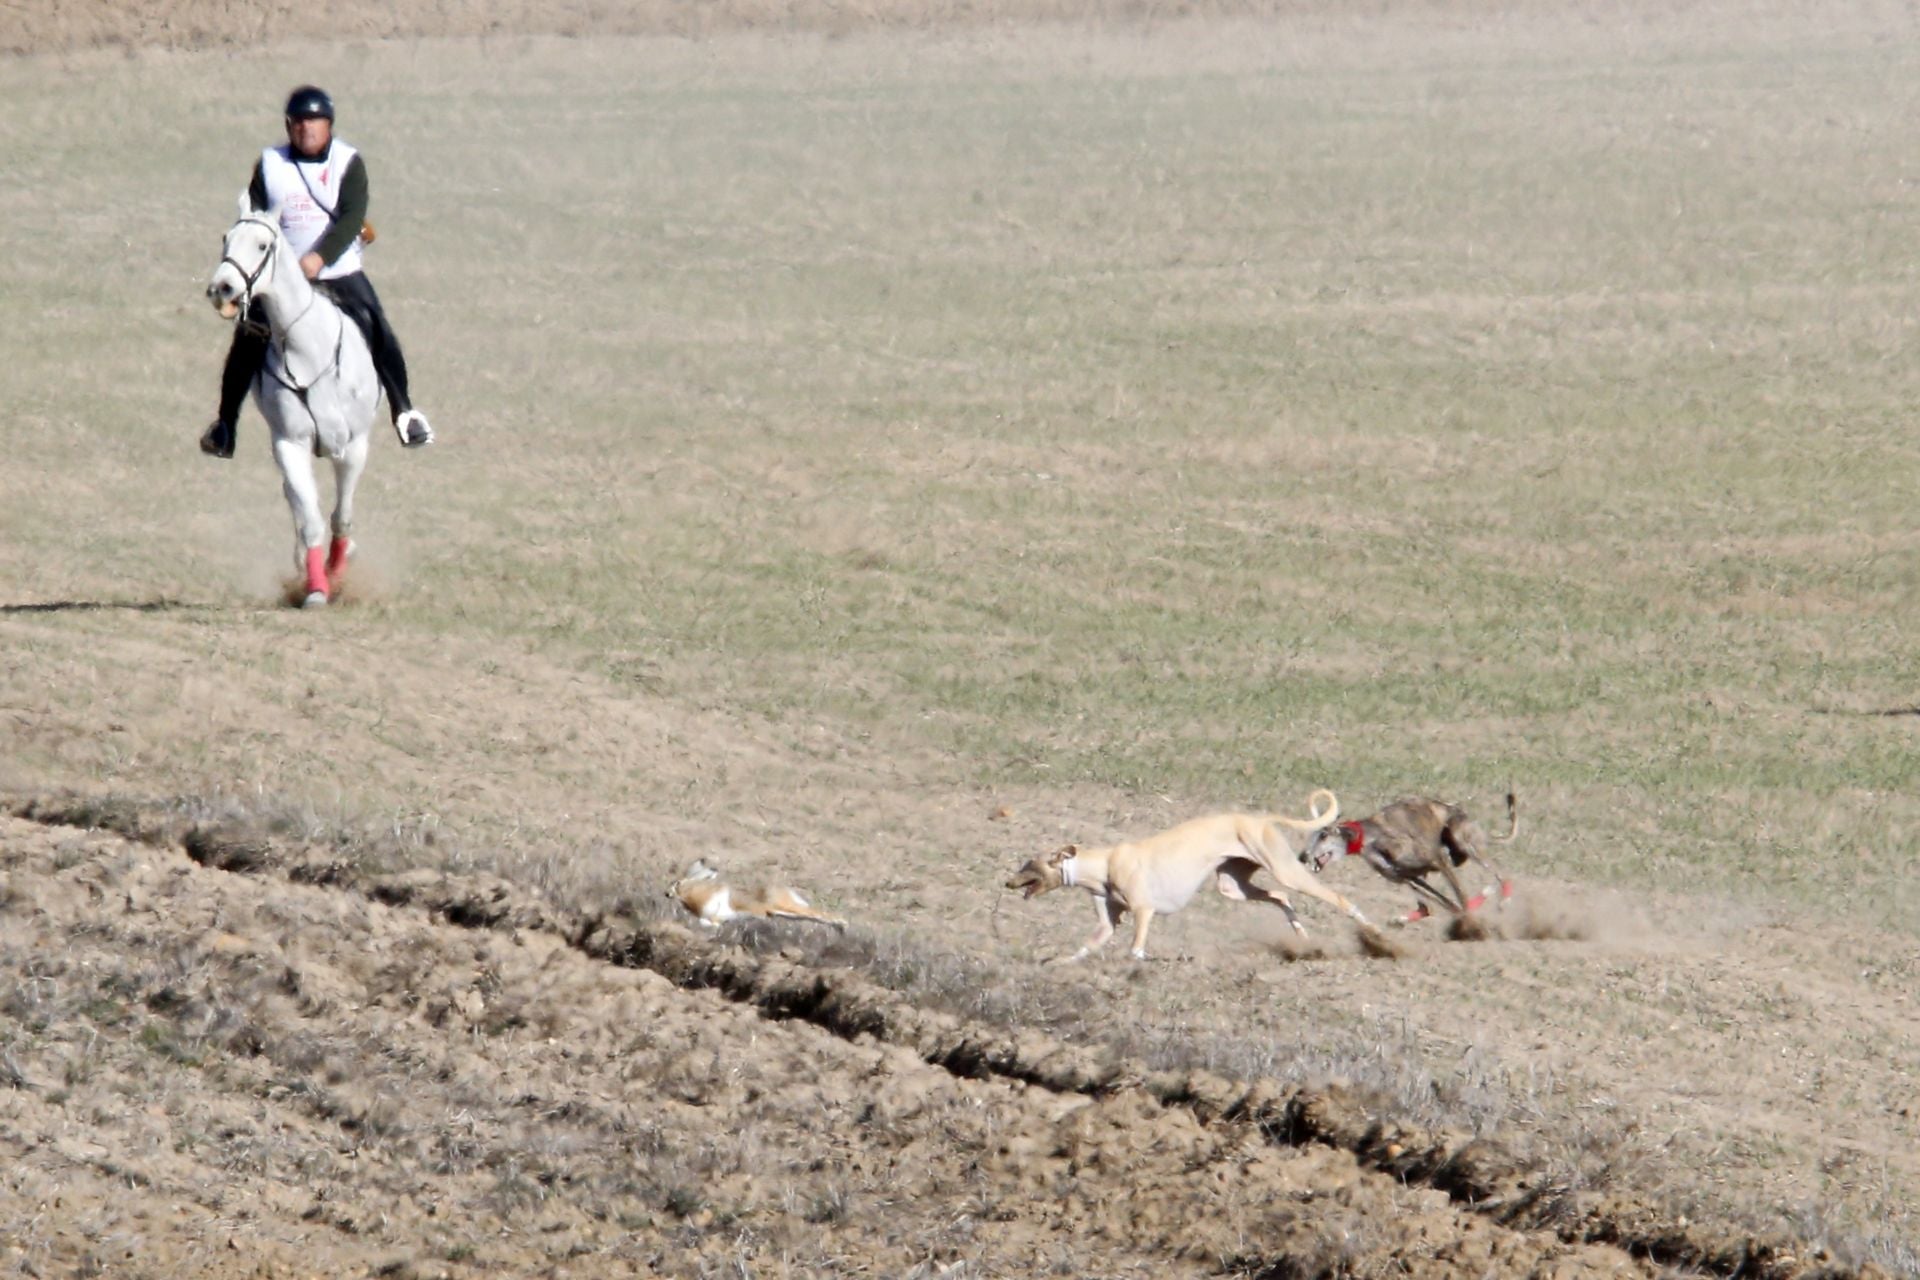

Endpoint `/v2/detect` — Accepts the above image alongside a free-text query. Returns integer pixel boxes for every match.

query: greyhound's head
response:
[665,858,721,902]
[1004,845,1076,899]
[1297,825,1359,875]
[1300,826,1345,873]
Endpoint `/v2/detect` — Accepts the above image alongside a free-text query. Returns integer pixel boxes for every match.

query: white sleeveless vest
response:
[258,141,364,280]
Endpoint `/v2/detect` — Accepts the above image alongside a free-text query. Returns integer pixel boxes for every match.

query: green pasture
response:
[5,10,1920,918]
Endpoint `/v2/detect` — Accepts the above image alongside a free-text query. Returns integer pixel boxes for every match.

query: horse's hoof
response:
[301,591,328,609]
[326,537,355,577]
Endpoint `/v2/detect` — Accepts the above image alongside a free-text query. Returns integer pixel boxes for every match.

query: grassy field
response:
[5,4,1920,1269]
[31,15,1918,904]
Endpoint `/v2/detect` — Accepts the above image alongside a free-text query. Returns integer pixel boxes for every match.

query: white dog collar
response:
[1059,856,1079,888]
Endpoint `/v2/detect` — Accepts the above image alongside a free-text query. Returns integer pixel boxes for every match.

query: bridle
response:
[218,212,282,327]
[219,211,345,423]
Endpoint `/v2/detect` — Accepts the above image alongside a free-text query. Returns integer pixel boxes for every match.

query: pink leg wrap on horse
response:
[327,536,352,577]
[305,546,329,599]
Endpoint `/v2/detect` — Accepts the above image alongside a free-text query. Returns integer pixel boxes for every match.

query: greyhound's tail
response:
[1470,793,1519,908]
[1489,792,1520,844]
[1272,787,1339,831]
[1308,788,1339,827]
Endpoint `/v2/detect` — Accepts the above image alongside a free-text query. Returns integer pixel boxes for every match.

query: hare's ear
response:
[686,859,719,880]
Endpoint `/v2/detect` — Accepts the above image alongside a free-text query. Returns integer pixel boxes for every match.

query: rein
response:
[223,214,349,427]
[263,314,346,412]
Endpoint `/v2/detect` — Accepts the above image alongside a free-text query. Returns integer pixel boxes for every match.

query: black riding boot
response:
[318,273,413,417]
[201,306,269,458]
[316,272,432,446]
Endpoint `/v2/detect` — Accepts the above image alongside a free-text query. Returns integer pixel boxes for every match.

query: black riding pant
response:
[217,270,413,425]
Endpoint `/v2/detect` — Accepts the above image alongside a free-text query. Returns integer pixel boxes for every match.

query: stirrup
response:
[199,419,235,459]
[395,410,435,449]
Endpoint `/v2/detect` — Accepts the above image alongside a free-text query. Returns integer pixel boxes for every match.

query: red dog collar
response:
[1339,821,1366,856]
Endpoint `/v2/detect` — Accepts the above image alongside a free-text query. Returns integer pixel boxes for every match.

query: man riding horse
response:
[200,85,434,459]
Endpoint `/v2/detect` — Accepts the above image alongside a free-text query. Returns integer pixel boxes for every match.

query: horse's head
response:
[207,201,283,320]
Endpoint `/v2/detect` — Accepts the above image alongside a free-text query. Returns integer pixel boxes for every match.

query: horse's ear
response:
[235,190,253,218]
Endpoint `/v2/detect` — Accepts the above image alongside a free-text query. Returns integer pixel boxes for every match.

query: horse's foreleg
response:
[272,435,330,607]
[327,432,369,578]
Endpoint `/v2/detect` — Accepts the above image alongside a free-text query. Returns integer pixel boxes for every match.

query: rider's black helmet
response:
[284,85,335,122]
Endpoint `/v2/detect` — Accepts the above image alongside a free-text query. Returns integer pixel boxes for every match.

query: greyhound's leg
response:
[1474,858,1517,908]
[1265,856,1371,927]
[1451,830,1515,906]
[1392,874,1469,924]
[1127,903,1157,960]
[1218,860,1306,934]
[271,432,329,607]
[1057,896,1122,964]
[1433,860,1474,912]
[1443,820,1511,905]
[767,909,849,931]
[764,889,848,930]
[1254,832,1370,927]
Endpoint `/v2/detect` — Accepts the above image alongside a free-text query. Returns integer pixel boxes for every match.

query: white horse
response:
[206,196,379,608]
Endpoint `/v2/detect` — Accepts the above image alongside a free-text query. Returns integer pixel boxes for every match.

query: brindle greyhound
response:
[1300,794,1517,923]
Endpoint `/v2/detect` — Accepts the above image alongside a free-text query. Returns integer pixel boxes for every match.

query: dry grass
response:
[13,0,1902,54]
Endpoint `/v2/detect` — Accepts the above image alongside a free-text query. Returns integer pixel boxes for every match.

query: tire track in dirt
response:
[5,793,1885,1280]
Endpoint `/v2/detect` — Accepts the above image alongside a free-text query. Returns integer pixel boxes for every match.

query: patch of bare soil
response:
[0,799,1879,1279]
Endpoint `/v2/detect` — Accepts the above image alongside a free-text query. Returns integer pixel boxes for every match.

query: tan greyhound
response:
[1003,789,1368,962]
[666,859,846,931]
